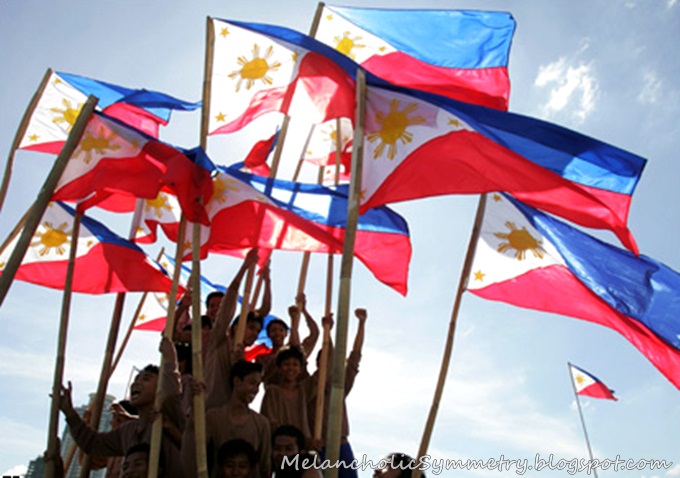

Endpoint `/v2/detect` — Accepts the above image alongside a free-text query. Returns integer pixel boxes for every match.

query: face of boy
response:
[244,321,262,346]
[122,451,149,478]
[234,372,261,404]
[272,434,299,469]
[279,357,302,383]
[207,295,223,320]
[222,453,253,478]
[129,371,158,408]
[267,323,287,347]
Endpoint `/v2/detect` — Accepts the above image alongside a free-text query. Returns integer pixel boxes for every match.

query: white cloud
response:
[534,58,598,124]
[668,0,678,8]
[667,462,680,475]
[1,465,27,477]
[638,70,663,104]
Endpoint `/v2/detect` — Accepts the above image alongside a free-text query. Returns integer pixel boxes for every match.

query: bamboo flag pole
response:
[44,208,83,478]
[191,209,210,478]
[110,247,166,376]
[0,68,53,214]
[312,118,341,444]
[324,68,366,478]
[147,215,187,478]
[0,207,31,257]
[568,363,599,478]
[410,194,488,478]
[79,199,145,478]
[0,95,97,310]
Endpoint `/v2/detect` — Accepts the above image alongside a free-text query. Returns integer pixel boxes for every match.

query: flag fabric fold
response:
[569,363,617,400]
[207,18,356,135]
[18,71,200,152]
[315,6,515,110]
[358,85,645,253]
[51,111,214,223]
[0,202,176,294]
[134,253,224,332]
[192,167,411,295]
[226,20,645,252]
[467,193,680,389]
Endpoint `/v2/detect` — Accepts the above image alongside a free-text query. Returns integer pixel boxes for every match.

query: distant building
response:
[24,392,120,477]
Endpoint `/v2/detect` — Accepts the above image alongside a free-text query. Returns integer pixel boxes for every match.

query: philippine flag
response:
[0,202,175,294]
[467,193,680,389]
[569,363,617,401]
[314,6,515,110]
[207,18,355,135]
[359,85,645,253]
[18,70,200,153]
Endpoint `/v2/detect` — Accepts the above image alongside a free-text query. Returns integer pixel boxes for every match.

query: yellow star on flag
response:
[473,270,486,281]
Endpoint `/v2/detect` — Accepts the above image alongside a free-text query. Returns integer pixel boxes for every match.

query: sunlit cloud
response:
[638,70,662,104]
[668,0,678,8]
[534,58,598,124]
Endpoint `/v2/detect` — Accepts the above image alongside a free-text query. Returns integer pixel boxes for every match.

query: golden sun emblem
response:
[333,31,365,60]
[367,99,426,160]
[228,44,282,92]
[211,177,240,204]
[74,126,121,164]
[494,221,547,260]
[31,221,72,256]
[145,193,174,218]
[50,98,83,132]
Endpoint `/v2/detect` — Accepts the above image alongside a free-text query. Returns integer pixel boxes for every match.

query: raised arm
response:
[288,304,301,347]
[297,293,319,358]
[254,260,272,319]
[352,308,367,354]
[210,249,259,350]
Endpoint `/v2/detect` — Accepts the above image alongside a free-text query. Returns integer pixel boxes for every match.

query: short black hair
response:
[385,453,424,478]
[125,442,150,458]
[272,424,305,451]
[275,345,304,367]
[216,439,257,467]
[229,360,263,387]
[266,318,289,335]
[141,364,159,375]
[205,291,225,307]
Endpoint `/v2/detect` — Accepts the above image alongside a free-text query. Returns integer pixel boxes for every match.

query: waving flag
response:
[207,18,355,135]
[18,70,200,153]
[222,21,645,252]
[52,111,214,223]
[467,193,680,389]
[302,117,353,167]
[569,363,617,401]
[195,167,411,294]
[0,202,175,294]
[359,85,645,252]
[134,254,225,331]
[134,192,182,244]
[315,6,515,110]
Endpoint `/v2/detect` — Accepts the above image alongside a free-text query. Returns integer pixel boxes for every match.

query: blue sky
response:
[0,1,678,476]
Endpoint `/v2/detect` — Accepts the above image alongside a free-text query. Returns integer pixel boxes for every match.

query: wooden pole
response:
[568,363,599,478]
[147,216,187,478]
[411,194,488,478]
[79,200,144,478]
[0,207,31,257]
[0,68,53,214]
[324,69,366,478]
[268,115,290,179]
[191,217,209,478]
[0,95,97,310]
[110,248,165,376]
[44,208,83,478]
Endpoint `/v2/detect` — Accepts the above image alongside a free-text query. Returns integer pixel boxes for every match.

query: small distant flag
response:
[569,363,617,401]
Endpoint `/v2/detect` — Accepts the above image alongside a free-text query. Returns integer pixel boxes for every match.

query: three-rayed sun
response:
[74,126,121,164]
[211,176,240,204]
[494,221,546,260]
[31,221,72,256]
[367,99,426,160]
[51,99,83,132]
[229,44,282,92]
[145,193,174,219]
[333,31,365,60]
